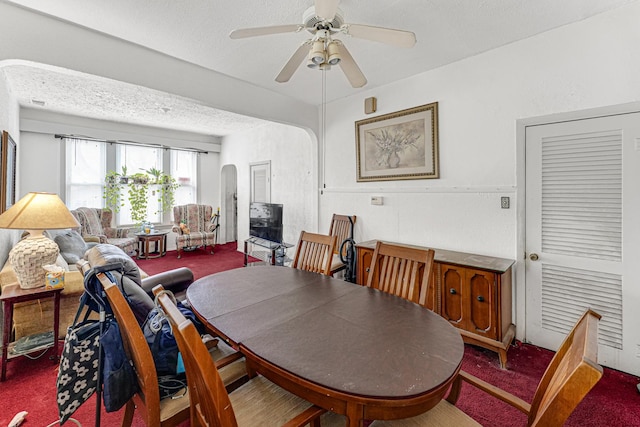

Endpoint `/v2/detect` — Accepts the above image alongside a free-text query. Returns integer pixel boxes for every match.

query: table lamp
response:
[0,192,80,289]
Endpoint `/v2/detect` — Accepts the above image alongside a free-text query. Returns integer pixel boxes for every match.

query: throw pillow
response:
[53,229,88,264]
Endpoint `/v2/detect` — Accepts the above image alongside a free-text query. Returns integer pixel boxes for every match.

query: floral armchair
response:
[171,204,217,258]
[70,207,137,256]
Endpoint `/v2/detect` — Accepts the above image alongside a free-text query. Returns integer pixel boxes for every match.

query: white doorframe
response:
[250,161,271,203]
[220,164,237,244]
[515,101,640,343]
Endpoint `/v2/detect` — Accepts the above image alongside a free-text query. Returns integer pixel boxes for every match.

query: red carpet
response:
[2,242,639,426]
[135,241,250,280]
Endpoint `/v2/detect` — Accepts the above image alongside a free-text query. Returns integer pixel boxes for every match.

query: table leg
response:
[244,240,249,266]
[52,291,61,361]
[345,402,364,427]
[1,300,13,381]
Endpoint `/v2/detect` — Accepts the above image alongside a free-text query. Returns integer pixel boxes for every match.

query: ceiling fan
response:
[229,0,416,88]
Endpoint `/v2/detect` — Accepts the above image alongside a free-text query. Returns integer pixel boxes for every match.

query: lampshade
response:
[0,192,80,230]
[0,192,80,289]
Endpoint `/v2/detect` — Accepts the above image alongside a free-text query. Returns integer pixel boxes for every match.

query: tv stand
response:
[244,237,293,266]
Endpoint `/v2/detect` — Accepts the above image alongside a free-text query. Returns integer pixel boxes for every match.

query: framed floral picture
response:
[355,102,439,182]
[1,130,16,213]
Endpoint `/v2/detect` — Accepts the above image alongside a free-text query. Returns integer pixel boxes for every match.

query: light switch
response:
[371,196,383,205]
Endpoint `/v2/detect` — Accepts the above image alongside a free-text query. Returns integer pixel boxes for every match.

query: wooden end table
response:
[136,231,168,259]
[1,283,63,381]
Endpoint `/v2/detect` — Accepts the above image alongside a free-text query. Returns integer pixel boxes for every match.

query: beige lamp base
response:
[9,233,60,289]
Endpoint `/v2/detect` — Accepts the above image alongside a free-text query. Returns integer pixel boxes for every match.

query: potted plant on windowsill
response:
[119,165,130,184]
[103,169,179,224]
[128,173,149,224]
[159,174,179,213]
[104,170,124,212]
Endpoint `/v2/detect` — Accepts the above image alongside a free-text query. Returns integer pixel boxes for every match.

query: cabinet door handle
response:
[449,288,457,295]
[477,295,484,302]
[366,267,370,273]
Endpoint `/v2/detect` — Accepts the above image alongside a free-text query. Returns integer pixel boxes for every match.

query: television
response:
[249,202,284,243]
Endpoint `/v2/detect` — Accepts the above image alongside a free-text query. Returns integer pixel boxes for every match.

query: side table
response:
[243,237,293,266]
[136,231,169,259]
[1,283,62,381]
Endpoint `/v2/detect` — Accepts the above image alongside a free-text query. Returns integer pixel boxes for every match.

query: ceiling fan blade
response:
[336,43,367,88]
[275,41,312,83]
[315,0,340,21]
[229,24,301,39]
[342,24,416,48]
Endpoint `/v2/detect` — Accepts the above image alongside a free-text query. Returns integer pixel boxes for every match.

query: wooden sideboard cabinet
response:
[356,240,516,368]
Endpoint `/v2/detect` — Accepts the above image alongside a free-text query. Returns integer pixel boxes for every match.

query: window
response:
[171,150,197,206]
[65,138,106,210]
[64,138,199,226]
[117,145,163,225]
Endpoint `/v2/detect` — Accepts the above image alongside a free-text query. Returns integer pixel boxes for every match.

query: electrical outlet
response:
[501,196,510,209]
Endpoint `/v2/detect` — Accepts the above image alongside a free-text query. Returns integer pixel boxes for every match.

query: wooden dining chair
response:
[292,231,338,276]
[327,214,356,276]
[97,273,248,427]
[362,309,603,427]
[152,284,326,427]
[366,241,436,310]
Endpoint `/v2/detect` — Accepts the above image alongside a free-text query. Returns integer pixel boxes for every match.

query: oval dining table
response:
[186,266,464,427]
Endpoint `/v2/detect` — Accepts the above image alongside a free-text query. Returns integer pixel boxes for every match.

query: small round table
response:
[136,231,168,259]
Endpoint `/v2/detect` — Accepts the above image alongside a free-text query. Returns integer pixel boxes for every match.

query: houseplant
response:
[127,173,150,224]
[103,169,179,224]
[119,165,129,184]
[159,174,179,213]
[104,170,124,212]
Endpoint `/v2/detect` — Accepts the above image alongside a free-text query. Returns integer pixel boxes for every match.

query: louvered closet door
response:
[525,112,640,375]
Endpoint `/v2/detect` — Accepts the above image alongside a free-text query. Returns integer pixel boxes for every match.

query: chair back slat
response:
[528,309,603,427]
[97,273,163,426]
[292,231,338,275]
[155,288,239,427]
[366,242,435,309]
[328,214,356,256]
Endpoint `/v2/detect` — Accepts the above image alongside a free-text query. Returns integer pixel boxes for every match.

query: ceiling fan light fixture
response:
[307,57,321,69]
[326,41,341,65]
[309,40,326,64]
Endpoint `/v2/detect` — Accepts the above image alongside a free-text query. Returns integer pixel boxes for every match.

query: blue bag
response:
[100,317,138,412]
[142,296,204,377]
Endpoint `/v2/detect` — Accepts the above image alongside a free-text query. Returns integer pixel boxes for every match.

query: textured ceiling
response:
[3,63,269,136]
[3,0,635,136]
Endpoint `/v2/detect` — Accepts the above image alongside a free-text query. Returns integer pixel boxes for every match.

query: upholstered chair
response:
[71,207,137,255]
[171,204,217,258]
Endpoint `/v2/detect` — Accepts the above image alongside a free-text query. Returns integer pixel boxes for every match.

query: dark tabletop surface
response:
[187,266,464,399]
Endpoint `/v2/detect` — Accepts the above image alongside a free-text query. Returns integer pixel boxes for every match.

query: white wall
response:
[319,2,640,344]
[221,122,316,254]
[320,2,640,257]
[0,69,22,267]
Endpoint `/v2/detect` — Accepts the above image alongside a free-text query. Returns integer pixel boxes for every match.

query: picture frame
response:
[355,102,439,182]
[1,130,17,213]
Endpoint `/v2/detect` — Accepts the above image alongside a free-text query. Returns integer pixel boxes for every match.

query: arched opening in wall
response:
[220,164,238,244]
